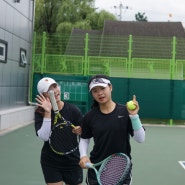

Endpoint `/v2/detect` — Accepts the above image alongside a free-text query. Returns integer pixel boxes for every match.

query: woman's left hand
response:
[72,126,82,135]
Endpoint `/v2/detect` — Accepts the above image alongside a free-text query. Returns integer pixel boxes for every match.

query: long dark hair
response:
[88,74,111,108]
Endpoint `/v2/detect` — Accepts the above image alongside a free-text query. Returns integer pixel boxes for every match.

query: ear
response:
[109,84,113,91]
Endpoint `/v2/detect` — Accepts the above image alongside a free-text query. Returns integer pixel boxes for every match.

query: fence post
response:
[84,33,89,76]
[29,31,36,102]
[169,36,176,126]
[171,36,176,80]
[41,32,46,74]
[128,35,133,77]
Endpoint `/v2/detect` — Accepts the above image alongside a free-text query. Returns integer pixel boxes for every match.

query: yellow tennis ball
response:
[127,101,136,110]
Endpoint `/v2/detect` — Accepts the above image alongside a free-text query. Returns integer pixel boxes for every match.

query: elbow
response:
[133,129,145,143]
[138,131,145,143]
[37,130,49,141]
[137,137,145,143]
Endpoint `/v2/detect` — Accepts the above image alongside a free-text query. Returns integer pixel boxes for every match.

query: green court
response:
[0,124,184,185]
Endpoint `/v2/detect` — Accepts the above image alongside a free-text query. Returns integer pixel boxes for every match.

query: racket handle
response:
[48,90,59,114]
[71,124,76,128]
[86,162,93,168]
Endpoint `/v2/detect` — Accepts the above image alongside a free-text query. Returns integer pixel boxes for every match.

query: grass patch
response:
[141,118,185,126]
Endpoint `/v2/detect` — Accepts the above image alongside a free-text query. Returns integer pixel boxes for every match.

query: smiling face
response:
[91,84,112,105]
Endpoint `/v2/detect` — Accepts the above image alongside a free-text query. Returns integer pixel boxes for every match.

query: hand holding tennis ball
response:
[127,100,136,110]
[126,95,139,113]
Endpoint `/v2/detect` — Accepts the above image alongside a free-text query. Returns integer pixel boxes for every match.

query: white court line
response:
[178,161,185,170]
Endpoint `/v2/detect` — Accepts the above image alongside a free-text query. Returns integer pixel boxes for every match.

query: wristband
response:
[129,114,142,130]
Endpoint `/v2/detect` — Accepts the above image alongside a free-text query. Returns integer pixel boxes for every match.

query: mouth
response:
[98,96,105,101]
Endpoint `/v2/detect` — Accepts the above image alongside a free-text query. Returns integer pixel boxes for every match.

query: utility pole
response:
[114,2,130,21]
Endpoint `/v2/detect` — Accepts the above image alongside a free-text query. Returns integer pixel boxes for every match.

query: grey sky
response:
[95,0,185,27]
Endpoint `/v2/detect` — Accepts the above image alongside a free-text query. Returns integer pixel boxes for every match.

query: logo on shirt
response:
[118,115,124,118]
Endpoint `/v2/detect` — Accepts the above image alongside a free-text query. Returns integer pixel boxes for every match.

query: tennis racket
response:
[86,153,131,185]
[48,90,79,155]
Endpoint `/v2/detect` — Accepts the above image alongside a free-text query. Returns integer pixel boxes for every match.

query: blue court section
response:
[0,124,185,185]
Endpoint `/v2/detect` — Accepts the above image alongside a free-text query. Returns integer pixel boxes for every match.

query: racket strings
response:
[49,124,78,155]
[99,155,130,185]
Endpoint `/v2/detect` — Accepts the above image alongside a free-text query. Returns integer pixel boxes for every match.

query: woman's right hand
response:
[79,156,91,169]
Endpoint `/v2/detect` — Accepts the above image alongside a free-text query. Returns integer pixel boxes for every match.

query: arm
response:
[129,114,145,143]
[37,118,51,141]
[126,95,145,143]
[35,94,52,141]
[79,138,91,168]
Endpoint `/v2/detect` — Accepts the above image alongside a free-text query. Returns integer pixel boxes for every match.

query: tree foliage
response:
[135,12,148,22]
[34,0,116,34]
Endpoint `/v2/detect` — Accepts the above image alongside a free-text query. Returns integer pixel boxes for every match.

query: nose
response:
[97,89,103,95]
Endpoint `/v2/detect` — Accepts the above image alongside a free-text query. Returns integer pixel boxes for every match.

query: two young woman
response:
[34,75,145,185]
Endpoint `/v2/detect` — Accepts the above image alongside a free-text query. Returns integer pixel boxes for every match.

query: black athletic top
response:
[81,103,134,163]
[34,102,83,171]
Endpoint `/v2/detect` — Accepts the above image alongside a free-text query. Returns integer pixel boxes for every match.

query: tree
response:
[96,10,116,29]
[55,0,95,33]
[34,0,62,33]
[135,12,148,22]
[34,0,116,34]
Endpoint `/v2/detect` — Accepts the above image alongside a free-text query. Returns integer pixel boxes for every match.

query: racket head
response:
[49,121,79,155]
[97,153,131,185]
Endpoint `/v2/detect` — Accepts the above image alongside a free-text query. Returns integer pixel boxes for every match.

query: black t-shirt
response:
[81,103,134,163]
[34,102,83,171]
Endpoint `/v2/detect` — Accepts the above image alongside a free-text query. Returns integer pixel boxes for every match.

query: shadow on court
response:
[0,124,185,185]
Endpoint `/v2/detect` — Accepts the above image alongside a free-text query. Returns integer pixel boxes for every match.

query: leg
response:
[47,182,63,185]
[41,165,64,185]
[63,166,83,185]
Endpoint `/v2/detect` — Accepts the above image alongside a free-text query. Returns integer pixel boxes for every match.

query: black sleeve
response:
[81,110,93,139]
[34,111,44,136]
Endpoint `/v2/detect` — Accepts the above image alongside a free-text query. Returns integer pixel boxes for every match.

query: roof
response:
[102,21,185,37]
[65,28,102,55]
[65,21,185,58]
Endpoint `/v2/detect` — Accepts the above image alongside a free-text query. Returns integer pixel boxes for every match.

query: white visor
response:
[89,78,111,91]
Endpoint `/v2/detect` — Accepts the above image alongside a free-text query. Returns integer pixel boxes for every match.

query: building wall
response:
[0,0,35,131]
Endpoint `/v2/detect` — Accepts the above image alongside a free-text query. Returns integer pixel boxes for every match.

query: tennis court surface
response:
[0,124,185,185]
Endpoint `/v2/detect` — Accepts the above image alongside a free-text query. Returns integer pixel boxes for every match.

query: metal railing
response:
[32,32,185,80]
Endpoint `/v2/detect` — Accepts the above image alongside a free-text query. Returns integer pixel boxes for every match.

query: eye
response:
[92,89,97,93]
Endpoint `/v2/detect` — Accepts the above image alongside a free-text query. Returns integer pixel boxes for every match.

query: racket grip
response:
[71,124,76,128]
[48,90,59,114]
[86,162,93,168]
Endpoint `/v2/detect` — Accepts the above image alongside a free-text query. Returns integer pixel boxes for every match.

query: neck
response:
[99,100,116,114]
[57,100,64,111]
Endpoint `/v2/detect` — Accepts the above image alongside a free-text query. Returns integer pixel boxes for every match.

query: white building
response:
[0,0,35,132]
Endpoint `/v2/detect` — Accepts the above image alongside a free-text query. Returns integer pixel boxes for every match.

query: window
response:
[19,48,27,67]
[0,40,8,63]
